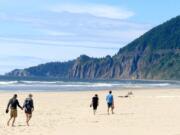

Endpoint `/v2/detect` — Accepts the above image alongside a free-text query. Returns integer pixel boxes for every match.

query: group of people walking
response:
[90,91,114,115]
[5,91,114,127]
[6,94,34,127]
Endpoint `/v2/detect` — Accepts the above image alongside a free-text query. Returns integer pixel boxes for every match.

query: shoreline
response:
[0,87,179,93]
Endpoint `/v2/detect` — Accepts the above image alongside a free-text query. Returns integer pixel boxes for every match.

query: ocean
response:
[0,80,179,92]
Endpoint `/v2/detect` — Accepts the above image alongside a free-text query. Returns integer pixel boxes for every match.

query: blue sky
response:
[0,0,180,74]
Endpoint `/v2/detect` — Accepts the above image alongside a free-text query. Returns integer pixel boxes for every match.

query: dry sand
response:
[0,88,180,135]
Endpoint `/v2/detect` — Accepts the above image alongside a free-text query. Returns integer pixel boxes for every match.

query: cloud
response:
[0,4,151,47]
[49,4,135,19]
[44,30,76,36]
[0,3,153,74]
[0,11,151,51]
[0,36,120,50]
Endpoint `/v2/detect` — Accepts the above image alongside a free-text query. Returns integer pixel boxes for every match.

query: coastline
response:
[0,79,179,92]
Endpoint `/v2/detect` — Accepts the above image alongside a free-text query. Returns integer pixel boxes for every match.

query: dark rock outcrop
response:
[6,16,180,80]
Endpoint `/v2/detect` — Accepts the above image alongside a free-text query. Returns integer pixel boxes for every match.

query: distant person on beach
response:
[106,91,114,115]
[90,94,99,115]
[23,94,34,126]
[118,91,133,98]
[6,94,23,126]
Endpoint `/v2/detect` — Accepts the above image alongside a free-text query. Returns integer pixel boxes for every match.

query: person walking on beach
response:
[90,94,99,115]
[106,91,114,115]
[23,94,34,126]
[6,94,23,126]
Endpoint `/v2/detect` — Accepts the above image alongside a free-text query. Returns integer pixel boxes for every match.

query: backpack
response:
[24,98,33,110]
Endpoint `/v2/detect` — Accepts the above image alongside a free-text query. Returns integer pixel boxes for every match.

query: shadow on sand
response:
[97,113,134,116]
[17,124,27,127]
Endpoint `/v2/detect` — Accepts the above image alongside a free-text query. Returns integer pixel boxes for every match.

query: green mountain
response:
[6,16,180,80]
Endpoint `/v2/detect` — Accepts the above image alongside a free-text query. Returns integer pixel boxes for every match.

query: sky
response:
[0,0,180,74]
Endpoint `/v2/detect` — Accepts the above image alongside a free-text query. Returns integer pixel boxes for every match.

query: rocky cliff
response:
[6,16,180,80]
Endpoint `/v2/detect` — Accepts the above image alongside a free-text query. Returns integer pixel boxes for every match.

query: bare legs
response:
[26,113,32,126]
[7,112,32,126]
[107,107,110,115]
[7,116,12,126]
[107,107,114,115]
[111,107,114,114]
[12,117,16,126]
[93,109,96,115]
[7,116,16,127]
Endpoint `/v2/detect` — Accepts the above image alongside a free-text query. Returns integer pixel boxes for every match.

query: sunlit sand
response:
[0,88,180,135]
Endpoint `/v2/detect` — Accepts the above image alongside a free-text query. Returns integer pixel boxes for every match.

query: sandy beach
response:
[0,88,180,135]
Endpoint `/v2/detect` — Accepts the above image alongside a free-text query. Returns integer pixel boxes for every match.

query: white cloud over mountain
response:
[0,3,152,74]
[49,4,135,19]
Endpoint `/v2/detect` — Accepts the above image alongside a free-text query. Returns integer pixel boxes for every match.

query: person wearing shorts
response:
[23,94,34,126]
[10,109,17,118]
[6,94,23,126]
[91,94,99,115]
[106,91,114,115]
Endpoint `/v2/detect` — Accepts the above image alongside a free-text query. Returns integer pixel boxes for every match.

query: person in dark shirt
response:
[90,94,99,115]
[6,94,23,126]
[23,94,34,126]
